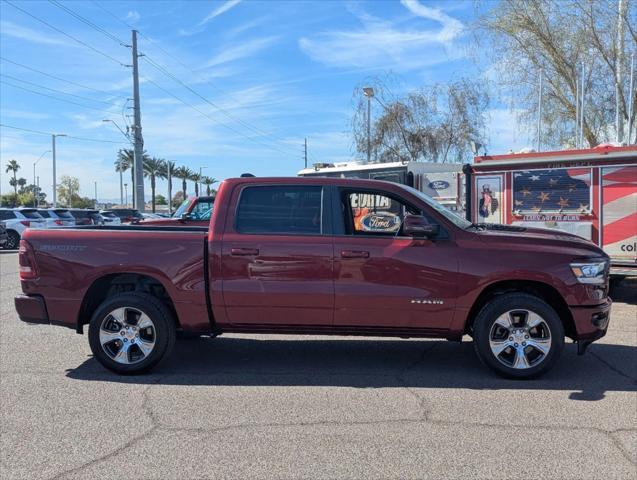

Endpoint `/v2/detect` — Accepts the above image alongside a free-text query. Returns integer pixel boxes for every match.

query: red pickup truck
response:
[15,177,611,378]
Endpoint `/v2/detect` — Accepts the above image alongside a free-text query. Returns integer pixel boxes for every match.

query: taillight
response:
[20,220,31,227]
[55,219,63,226]
[19,240,39,280]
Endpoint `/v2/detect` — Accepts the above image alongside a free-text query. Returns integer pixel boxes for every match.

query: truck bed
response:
[21,226,211,332]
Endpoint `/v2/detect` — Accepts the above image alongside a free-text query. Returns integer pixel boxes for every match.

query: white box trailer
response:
[298,161,465,215]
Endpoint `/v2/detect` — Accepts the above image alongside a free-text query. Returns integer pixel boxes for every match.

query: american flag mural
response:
[512,168,591,212]
[602,166,637,260]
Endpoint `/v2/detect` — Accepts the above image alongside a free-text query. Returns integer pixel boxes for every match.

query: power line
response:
[0,57,127,99]
[142,75,296,159]
[48,0,127,45]
[0,123,126,144]
[142,56,299,158]
[1,79,121,116]
[4,0,126,66]
[0,73,120,107]
[142,54,299,152]
[92,1,300,153]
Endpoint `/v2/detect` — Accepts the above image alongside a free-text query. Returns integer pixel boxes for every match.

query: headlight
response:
[570,260,608,284]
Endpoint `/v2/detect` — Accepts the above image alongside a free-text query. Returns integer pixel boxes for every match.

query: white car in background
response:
[0,208,47,250]
[99,211,122,225]
[37,208,76,228]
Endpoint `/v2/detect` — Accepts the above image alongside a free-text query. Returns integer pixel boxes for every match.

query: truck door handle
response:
[341,250,369,259]
[231,247,259,256]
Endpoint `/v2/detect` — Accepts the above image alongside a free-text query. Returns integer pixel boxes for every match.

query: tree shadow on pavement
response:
[66,337,636,401]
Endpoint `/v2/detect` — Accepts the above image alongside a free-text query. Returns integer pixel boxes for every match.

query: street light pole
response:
[33,150,51,207]
[363,87,374,163]
[103,119,131,207]
[198,166,207,197]
[51,134,66,207]
[94,181,98,208]
[124,183,128,207]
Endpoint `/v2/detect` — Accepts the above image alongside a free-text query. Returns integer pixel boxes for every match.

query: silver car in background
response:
[37,208,76,228]
[99,211,122,225]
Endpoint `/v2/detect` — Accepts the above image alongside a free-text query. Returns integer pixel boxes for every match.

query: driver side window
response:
[342,191,417,236]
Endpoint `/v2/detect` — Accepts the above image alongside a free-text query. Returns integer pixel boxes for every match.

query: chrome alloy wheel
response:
[488,309,552,370]
[99,307,156,365]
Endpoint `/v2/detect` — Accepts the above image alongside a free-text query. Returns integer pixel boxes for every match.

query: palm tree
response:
[160,160,176,213]
[189,171,202,197]
[202,176,218,196]
[115,150,132,206]
[143,157,166,213]
[5,159,20,202]
[116,149,150,207]
[173,166,192,200]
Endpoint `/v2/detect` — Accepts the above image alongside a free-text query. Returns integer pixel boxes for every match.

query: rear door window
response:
[236,186,323,235]
[20,210,44,219]
[54,210,74,219]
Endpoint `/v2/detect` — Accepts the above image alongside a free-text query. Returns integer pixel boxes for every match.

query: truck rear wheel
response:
[473,293,564,379]
[88,292,176,374]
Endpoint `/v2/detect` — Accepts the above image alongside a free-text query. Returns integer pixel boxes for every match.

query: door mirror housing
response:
[403,214,439,239]
[180,213,191,221]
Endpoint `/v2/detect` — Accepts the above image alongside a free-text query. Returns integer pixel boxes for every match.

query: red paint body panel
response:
[17,176,611,345]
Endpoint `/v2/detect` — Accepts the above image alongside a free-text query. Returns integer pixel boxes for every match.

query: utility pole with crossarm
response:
[131,30,145,212]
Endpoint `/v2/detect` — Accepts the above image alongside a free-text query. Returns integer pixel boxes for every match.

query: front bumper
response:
[15,294,49,325]
[569,298,612,353]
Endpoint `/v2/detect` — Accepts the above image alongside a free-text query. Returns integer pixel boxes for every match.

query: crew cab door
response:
[332,187,458,332]
[220,184,334,326]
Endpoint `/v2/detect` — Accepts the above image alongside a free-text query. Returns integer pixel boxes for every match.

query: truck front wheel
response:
[473,293,564,379]
[88,292,176,374]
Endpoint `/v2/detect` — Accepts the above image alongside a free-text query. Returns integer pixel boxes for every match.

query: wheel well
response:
[77,273,180,334]
[464,280,576,339]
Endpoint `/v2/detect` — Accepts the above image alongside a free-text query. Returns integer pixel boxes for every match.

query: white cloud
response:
[485,109,531,155]
[0,109,51,121]
[298,4,464,71]
[0,20,73,47]
[203,36,279,68]
[125,11,141,23]
[179,0,242,35]
[199,0,242,26]
[400,0,463,43]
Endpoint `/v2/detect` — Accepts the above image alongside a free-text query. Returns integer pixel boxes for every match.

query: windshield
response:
[400,184,472,229]
[190,199,214,220]
[173,199,191,218]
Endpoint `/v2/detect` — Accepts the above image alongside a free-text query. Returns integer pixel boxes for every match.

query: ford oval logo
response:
[360,213,401,232]
[428,180,450,190]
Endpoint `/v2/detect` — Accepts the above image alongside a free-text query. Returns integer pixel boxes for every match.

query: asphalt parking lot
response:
[1,252,635,479]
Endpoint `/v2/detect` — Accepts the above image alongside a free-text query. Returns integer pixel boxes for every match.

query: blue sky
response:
[0,0,529,202]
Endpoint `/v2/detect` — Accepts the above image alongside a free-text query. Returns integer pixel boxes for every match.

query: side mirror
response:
[180,213,191,221]
[403,214,439,239]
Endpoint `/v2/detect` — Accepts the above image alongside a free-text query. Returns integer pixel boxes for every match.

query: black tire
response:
[473,293,564,379]
[88,292,176,374]
[4,230,19,250]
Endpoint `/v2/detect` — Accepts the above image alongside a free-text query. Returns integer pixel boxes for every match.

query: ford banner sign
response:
[428,180,450,190]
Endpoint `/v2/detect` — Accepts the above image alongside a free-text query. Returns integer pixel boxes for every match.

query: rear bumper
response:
[15,294,49,325]
[569,298,612,344]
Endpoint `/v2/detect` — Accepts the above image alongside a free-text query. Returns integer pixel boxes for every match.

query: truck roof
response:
[223,176,402,189]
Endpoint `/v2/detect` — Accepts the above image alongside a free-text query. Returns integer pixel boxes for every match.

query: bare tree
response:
[476,0,637,147]
[352,77,489,163]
